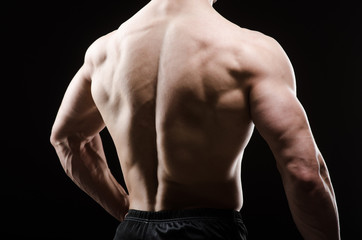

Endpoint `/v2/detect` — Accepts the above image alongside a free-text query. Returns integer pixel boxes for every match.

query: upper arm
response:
[51,47,105,143]
[249,38,319,172]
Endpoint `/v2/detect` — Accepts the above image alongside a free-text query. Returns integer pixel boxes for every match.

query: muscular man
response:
[50,0,340,239]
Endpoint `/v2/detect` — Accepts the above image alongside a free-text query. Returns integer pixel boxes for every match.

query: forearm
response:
[52,134,129,221]
[281,158,340,240]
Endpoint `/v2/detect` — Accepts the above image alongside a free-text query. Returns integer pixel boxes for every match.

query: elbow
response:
[50,124,64,148]
[50,132,59,148]
[50,130,74,176]
[50,127,78,149]
[50,121,75,148]
[50,128,89,180]
[290,170,322,192]
[279,157,324,192]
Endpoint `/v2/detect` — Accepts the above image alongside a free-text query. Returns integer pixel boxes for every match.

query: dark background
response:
[5,0,361,239]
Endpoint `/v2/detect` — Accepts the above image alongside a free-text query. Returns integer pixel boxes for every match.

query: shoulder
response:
[236,29,296,90]
[241,29,292,70]
[83,30,117,69]
[78,30,117,81]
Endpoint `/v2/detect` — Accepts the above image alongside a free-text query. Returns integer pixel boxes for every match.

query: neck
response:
[151,0,215,10]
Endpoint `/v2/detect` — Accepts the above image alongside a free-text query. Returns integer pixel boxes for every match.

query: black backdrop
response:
[6,0,361,239]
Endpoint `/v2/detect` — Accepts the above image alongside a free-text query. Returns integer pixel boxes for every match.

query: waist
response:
[128,177,243,211]
[125,208,243,222]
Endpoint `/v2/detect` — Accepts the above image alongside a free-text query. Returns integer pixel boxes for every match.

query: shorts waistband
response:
[125,208,243,221]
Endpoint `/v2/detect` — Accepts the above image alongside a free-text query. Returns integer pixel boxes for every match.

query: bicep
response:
[51,64,105,142]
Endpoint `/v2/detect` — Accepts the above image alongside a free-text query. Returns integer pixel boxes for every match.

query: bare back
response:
[90,3,256,211]
[51,1,340,237]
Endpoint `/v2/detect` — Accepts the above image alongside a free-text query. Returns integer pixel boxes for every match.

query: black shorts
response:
[113,208,248,240]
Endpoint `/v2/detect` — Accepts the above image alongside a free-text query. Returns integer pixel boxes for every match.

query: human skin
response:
[51,0,340,239]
